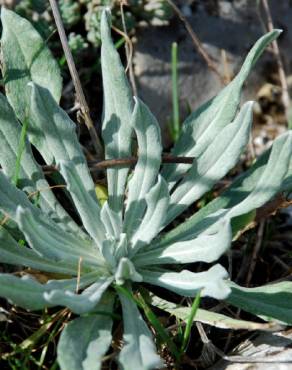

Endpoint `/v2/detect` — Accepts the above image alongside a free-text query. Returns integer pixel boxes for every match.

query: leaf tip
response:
[100,8,112,41]
[1,6,10,20]
[274,28,283,35]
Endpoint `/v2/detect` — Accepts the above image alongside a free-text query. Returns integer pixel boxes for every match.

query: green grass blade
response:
[180,291,201,353]
[115,285,181,361]
[137,290,181,361]
[171,42,180,141]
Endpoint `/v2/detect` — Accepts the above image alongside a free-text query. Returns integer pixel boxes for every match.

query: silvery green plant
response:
[14,0,172,50]
[0,7,292,370]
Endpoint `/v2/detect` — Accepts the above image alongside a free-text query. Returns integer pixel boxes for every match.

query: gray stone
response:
[134,0,292,146]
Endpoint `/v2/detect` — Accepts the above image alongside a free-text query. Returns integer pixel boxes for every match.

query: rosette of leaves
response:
[0,7,292,370]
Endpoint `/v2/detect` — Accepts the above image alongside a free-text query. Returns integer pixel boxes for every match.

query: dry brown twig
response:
[259,0,291,121]
[246,220,265,286]
[111,25,133,73]
[166,0,226,85]
[42,154,195,174]
[119,0,138,96]
[48,0,104,159]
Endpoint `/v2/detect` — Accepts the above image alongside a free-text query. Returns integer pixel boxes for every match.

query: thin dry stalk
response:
[119,1,138,96]
[221,49,232,84]
[166,0,225,85]
[246,221,265,286]
[76,257,83,293]
[42,154,194,174]
[111,25,133,73]
[28,184,66,199]
[260,0,290,120]
[48,0,104,158]
[0,214,9,226]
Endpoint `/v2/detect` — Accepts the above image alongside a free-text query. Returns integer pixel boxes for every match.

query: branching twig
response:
[166,0,225,84]
[42,154,195,174]
[40,153,292,219]
[119,1,137,96]
[48,0,104,158]
[260,0,290,120]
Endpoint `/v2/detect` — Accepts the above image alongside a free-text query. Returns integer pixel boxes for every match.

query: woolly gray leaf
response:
[44,277,113,314]
[0,92,82,235]
[141,264,231,300]
[1,8,62,126]
[133,217,232,266]
[57,295,114,370]
[165,101,253,225]
[28,83,95,198]
[162,30,281,188]
[59,160,106,248]
[130,175,170,254]
[118,291,164,370]
[101,10,133,216]
[123,98,162,240]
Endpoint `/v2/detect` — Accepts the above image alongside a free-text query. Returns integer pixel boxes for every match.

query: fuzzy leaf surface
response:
[118,291,164,370]
[226,282,292,325]
[57,295,114,370]
[59,160,105,247]
[162,30,281,187]
[150,294,281,331]
[1,8,62,125]
[28,83,95,195]
[165,101,253,224]
[133,217,232,266]
[0,172,101,266]
[0,272,100,311]
[0,92,81,234]
[156,131,292,249]
[101,11,133,216]
[44,277,113,314]
[16,206,101,268]
[123,98,162,240]
[130,175,170,252]
[140,264,230,300]
[0,226,90,275]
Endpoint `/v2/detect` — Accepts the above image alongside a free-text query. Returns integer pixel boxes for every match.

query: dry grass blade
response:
[260,0,290,121]
[48,0,104,158]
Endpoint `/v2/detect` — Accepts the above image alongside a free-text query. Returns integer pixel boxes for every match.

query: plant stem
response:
[42,154,195,173]
[48,0,104,159]
[166,0,225,84]
[137,290,181,361]
[260,0,290,123]
[115,285,181,361]
[171,42,180,141]
[180,292,201,354]
[246,221,265,286]
[13,117,29,186]
[120,2,137,96]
